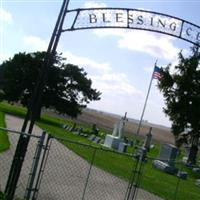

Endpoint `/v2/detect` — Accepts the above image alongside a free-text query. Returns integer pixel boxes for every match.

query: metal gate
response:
[24,134,162,200]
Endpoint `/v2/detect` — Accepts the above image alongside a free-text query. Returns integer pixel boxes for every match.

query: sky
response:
[0,0,200,127]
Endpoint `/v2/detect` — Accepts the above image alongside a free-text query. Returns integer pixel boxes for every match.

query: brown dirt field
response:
[74,109,175,145]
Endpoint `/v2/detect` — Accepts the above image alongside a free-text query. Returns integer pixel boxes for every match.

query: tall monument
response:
[104,112,128,151]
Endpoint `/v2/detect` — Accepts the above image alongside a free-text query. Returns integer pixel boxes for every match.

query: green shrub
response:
[0,191,6,200]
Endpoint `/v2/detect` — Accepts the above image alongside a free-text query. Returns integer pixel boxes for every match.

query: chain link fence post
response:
[24,131,46,200]
[81,148,97,200]
[125,147,147,200]
[31,134,52,200]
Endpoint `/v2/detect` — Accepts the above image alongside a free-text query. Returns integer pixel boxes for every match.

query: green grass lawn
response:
[0,102,200,200]
[0,111,10,152]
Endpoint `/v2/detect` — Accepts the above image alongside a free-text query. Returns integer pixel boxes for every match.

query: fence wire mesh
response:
[37,137,134,200]
[1,129,200,200]
[0,129,42,200]
[131,155,200,200]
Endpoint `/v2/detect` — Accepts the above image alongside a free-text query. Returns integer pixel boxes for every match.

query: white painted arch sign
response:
[63,8,200,46]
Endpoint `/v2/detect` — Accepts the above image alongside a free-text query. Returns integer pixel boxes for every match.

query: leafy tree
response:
[0,51,101,118]
[158,45,200,165]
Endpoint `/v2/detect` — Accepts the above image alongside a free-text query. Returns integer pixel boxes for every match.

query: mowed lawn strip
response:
[0,111,10,152]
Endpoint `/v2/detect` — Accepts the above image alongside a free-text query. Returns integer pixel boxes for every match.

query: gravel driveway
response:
[0,114,163,200]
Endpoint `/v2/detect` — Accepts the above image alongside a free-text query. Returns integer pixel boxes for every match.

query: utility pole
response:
[5,1,70,199]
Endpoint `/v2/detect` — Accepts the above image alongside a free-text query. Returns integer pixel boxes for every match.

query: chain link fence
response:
[1,129,200,200]
[0,128,43,200]
[36,136,134,200]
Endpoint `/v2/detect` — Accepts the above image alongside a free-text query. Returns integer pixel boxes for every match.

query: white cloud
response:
[84,0,107,8]
[63,51,111,73]
[119,31,178,60]
[0,8,12,23]
[93,29,180,61]
[23,36,48,51]
[62,51,142,96]
[90,73,142,96]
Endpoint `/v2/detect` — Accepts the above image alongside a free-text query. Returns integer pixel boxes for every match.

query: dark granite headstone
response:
[153,143,178,175]
[93,137,101,144]
[143,127,152,151]
[118,142,127,153]
[91,123,99,135]
[159,144,178,167]
[193,168,200,173]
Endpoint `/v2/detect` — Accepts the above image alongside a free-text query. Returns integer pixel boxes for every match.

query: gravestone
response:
[134,128,153,161]
[61,124,67,129]
[72,127,82,135]
[80,133,88,137]
[69,122,77,132]
[195,179,200,187]
[65,125,72,131]
[93,136,101,144]
[192,167,200,173]
[153,143,178,174]
[88,135,95,141]
[112,112,128,138]
[104,112,128,152]
[118,142,128,153]
[91,123,99,135]
[143,127,152,151]
[159,144,178,166]
[104,135,123,149]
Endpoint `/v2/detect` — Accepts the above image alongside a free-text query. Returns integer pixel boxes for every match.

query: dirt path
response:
[0,114,163,200]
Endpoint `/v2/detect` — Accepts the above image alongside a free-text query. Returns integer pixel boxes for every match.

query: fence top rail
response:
[0,126,42,138]
[48,133,133,157]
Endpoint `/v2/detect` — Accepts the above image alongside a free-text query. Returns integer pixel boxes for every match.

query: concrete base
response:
[103,134,122,150]
[152,160,178,175]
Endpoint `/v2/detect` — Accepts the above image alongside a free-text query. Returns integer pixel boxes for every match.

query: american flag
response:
[153,66,161,79]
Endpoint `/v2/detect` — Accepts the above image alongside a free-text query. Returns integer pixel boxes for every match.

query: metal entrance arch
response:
[5,1,200,199]
[63,7,200,46]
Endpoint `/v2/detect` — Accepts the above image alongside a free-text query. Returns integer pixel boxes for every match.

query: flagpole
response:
[136,61,157,135]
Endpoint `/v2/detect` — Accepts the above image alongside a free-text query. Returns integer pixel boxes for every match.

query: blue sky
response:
[0,0,199,127]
